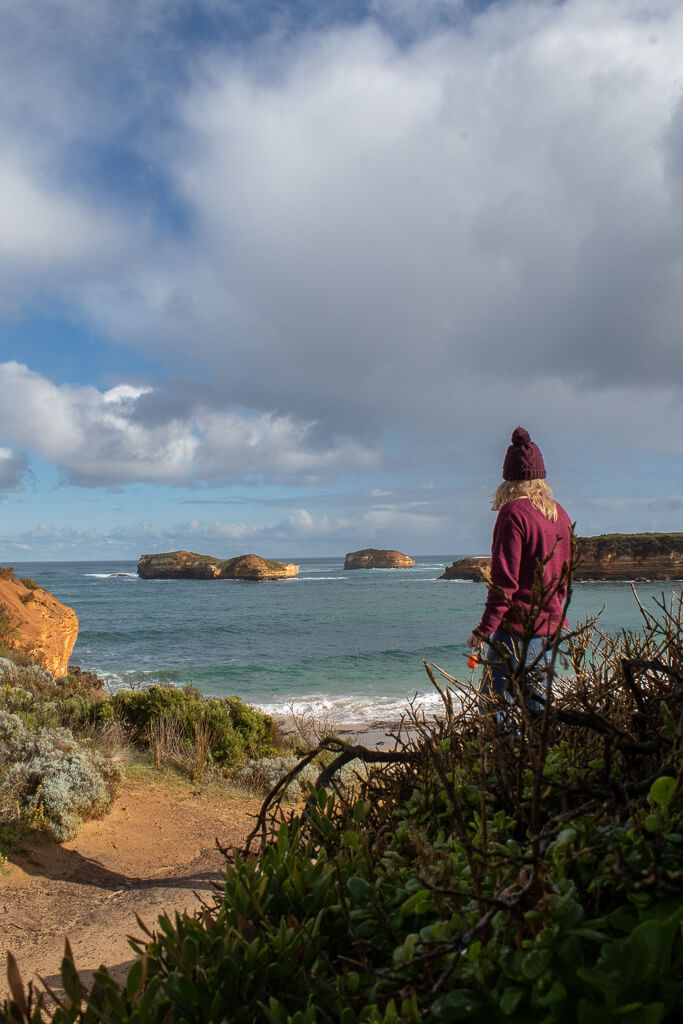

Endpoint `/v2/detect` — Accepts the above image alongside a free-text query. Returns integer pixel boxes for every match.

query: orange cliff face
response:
[0,570,78,677]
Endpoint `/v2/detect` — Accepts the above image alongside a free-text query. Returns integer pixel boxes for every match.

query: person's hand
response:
[467,632,485,650]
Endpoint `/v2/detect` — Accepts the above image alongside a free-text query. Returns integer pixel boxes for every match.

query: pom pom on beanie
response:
[502,426,546,481]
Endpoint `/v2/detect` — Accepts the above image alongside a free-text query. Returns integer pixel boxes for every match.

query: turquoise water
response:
[11,558,681,725]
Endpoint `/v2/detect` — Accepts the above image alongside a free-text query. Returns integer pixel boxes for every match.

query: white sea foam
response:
[292,576,346,581]
[253,689,453,728]
[84,572,138,579]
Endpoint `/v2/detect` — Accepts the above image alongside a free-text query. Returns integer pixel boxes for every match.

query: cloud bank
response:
[0,362,377,487]
[1,1,682,553]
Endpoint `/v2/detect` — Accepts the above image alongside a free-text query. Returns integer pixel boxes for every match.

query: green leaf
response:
[60,955,83,1010]
[659,702,676,738]
[431,990,483,1021]
[348,876,372,901]
[554,827,577,848]
[400,889,432,914]
[536,979,567,1008]
[384,998,399,1022]
[616,1003,667,1024]
[520,948,551,980]
[267,996,288,1023]
[649,776,676,810]
[353,800,371,823]
[277,825,290,853]
[498,986,524,1015]
[344,830,360,850]
[125,959,144,1003]
[401,993,420,1021]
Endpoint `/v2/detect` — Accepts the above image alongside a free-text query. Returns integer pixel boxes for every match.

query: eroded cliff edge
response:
[0,568,79,675]
[137,550,299,580]
[344,548,415,569]
[440,533,683,582]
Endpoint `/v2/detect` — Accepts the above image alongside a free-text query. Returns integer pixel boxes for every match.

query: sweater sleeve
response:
[476,507,523,638]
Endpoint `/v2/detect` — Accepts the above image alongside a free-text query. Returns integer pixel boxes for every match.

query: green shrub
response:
[225,695,276,754]
[0,712,120,842]
[19,578,39,591]
[0,666,59,731]
[0,660,110,733]
[112,685,274,771]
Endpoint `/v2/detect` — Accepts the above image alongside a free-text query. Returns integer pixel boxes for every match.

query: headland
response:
[440,532,683,581]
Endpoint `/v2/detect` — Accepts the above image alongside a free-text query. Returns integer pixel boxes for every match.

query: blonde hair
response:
[492,478,558,522]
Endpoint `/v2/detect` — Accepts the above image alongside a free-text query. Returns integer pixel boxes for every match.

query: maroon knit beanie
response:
[502,427,546,481]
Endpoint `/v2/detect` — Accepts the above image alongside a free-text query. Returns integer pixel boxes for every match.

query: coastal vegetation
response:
[0,652,278,853]
[2,579,682,1021]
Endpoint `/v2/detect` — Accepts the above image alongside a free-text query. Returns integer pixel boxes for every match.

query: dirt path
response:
[0,772,263,1002]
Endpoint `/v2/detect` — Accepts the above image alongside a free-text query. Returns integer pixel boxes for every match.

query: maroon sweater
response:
[476,498,573,639]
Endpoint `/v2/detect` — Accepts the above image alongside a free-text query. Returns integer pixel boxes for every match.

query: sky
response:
[1,0,683,562]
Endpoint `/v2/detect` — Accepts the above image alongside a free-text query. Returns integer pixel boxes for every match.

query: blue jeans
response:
[479,629,550,712]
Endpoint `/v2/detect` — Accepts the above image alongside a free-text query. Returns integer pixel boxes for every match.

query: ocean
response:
[11,558,680,727]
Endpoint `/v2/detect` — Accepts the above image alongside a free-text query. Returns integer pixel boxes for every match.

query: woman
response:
[466,427,573,708]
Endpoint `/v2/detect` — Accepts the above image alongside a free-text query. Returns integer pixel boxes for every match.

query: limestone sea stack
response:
[439,557,491,582]
[439,533,683,582]
[344,548,415,570]
[137,550,299,581]
[0,568,79,676]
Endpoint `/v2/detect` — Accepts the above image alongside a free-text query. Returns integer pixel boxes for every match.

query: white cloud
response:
[0,447,29,493]
[0,362,378,487]
[0,155,132,273]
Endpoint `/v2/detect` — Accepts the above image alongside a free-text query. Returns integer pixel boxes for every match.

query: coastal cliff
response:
[137,550,299,581]
[0,569,79,675]
[344,548,415,570]
[440,533,683,582]
[573,533,683,580]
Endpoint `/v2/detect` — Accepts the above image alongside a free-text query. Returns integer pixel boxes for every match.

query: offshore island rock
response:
[439,533,683,582]
[344,548,415,570]
[137,551,299,581]
[0,568,79,676]
[439,557,491,582]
